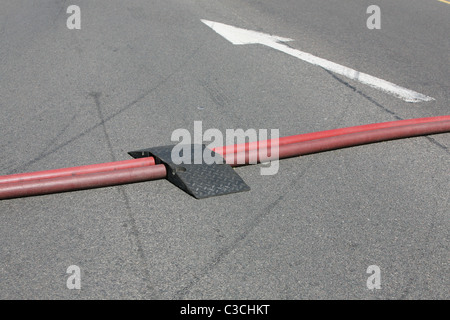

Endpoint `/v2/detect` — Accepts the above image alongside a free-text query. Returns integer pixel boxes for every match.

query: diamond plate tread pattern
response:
[128,144,250,199]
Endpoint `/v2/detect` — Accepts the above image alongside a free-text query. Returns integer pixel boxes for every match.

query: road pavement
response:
[0,0,448,299]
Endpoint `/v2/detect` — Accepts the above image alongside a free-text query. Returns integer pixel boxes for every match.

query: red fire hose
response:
[0,116,449,200]
[0,165,167,200]
[214,115,450,155]
[0,157,155,185]
[227,120,450,165]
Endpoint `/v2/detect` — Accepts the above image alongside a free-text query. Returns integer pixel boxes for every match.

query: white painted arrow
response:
[201,19,434,103]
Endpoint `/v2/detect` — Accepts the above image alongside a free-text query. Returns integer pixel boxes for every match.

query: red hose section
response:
[0,157,155,185]
[214,115,450,156]
[2,115,447,185]
[226,120,450,166]
[0,164,167,200]
[0,117,448,200]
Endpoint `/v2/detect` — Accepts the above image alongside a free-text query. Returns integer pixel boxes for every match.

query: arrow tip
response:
[201,19,293,45]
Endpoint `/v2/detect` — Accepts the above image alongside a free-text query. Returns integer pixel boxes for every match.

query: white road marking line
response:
[201,19,434,103]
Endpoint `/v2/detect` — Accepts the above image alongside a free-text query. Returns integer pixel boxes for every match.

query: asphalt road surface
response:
[0,0,448,299]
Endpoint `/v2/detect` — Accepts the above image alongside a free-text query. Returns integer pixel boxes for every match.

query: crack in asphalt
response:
[1,112,77,173]
[6,42,205,176]
[174,159,314,299]
[89,91,157,299]
[323,69,449,154]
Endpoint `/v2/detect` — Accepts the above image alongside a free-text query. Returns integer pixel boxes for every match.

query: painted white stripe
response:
[202,20,434,103]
